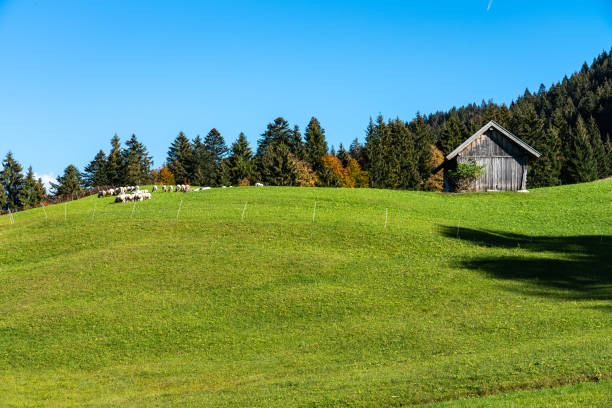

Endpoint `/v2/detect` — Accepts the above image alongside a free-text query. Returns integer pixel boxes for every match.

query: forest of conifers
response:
[1,49,611,210]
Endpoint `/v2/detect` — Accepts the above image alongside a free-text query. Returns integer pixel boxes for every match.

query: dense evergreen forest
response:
[2,49,611,210]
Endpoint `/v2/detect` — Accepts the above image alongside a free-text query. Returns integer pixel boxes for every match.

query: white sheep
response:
[152,185,158,192]
[255,182,264,187]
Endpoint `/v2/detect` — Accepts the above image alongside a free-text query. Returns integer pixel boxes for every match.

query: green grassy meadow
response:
[0,182,611,407]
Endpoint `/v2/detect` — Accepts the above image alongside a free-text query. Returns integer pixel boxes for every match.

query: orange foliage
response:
[424,145,444,191]
[321,154,354,187]
[346,158,369,188]
[153,167,175,185]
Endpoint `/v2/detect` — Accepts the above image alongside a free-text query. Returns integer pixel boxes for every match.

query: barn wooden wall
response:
[457,129,528,191]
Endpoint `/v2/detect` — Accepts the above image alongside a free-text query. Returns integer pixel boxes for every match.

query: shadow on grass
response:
[440,226,612,301]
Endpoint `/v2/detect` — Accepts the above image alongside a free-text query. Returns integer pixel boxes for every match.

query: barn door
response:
[491,157,520,191]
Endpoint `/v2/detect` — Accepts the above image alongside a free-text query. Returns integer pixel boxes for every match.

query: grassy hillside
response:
[0,182,610,407]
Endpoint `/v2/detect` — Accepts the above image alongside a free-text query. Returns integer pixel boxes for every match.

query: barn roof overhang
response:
[445,120,542,160]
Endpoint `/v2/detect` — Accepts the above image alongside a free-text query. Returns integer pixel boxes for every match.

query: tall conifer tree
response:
[83,150,108,187]
[228,132,256,184]
[21,166,46,207]
[304,117,328,173]
[0,152,25,210]
[50,165,84,196]
[438,111,467,155]
[167,132,194,184]
[105,135,125,186]
[566,116,597,183]
[123,134,154,185]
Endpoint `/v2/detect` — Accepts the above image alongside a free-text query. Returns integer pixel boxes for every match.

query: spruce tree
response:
[528,124,562,187]
[304,117,328,172]
[260,143,299,186]
[288,125,305,159]
[411,113,434,187]
[604,133,612,177]
[227,132,256,184]
[256,118,293,159]
[167,132,194,184]
[105,135,125,186]
[587,116,607,179]
[204,128,229,186]
[438,111,467,155]
[0,152,25,210]
[50,165,84,196]
[348,138,366,168]
[566,116,598,183]
[123,134,154,185]
[83,150,108,187]
[21,166,46,207]
[365,116,387,188]
[336,143,351,168]
[390,119,419,189]
[190,135,213,186]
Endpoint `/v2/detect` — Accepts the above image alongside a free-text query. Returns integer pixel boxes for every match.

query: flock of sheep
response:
[97,183,265,204]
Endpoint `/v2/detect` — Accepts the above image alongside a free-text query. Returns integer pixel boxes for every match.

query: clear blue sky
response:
[1,0,611,183]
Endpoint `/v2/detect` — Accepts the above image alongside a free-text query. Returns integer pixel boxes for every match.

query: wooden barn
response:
[445,121,541,192]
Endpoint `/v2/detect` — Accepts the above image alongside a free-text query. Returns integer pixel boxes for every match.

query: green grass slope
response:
[0,182,611,407]
[416,380,612,407]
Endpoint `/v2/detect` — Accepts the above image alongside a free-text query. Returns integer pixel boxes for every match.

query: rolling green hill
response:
[1,182,611,407]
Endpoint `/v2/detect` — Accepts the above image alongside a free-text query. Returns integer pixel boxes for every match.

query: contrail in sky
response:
[487,0,493,11]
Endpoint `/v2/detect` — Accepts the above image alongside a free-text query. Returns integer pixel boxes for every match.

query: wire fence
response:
[0,186,114,216]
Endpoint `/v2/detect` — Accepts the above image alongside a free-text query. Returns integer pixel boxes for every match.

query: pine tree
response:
[336,143,351,168]
[21,166,46,207]
[260,143,299,186]
[604,133,612,177]
[190,135,212,186]
[566,116,598,183]
[50,165,84,196]
[528,124,562,187]
[203,128,229,186]
[587,116,607,179]
[105,135,125,186]
[289,125,305,159]
[304,117,328,172]
[390,119,419,189]
[410,113,434,187]
[227,132,256,185]
[167,132,194,184]
[0,152,25,210]
[348,138,366,168]
[217,159,231,186]
[365,116,387,188]
[123,134,154,185]
[256,117,292,159]
[438,111,467,155]
[511,104,553,186]
[83,150,108,187]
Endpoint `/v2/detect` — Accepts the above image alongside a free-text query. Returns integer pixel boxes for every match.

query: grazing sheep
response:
[168,185,173,192]
[255,182,264,187]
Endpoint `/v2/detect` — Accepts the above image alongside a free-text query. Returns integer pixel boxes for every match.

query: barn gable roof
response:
[445,120,541,160]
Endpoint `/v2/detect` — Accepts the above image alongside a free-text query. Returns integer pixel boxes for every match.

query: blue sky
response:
[0,0,611,185]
